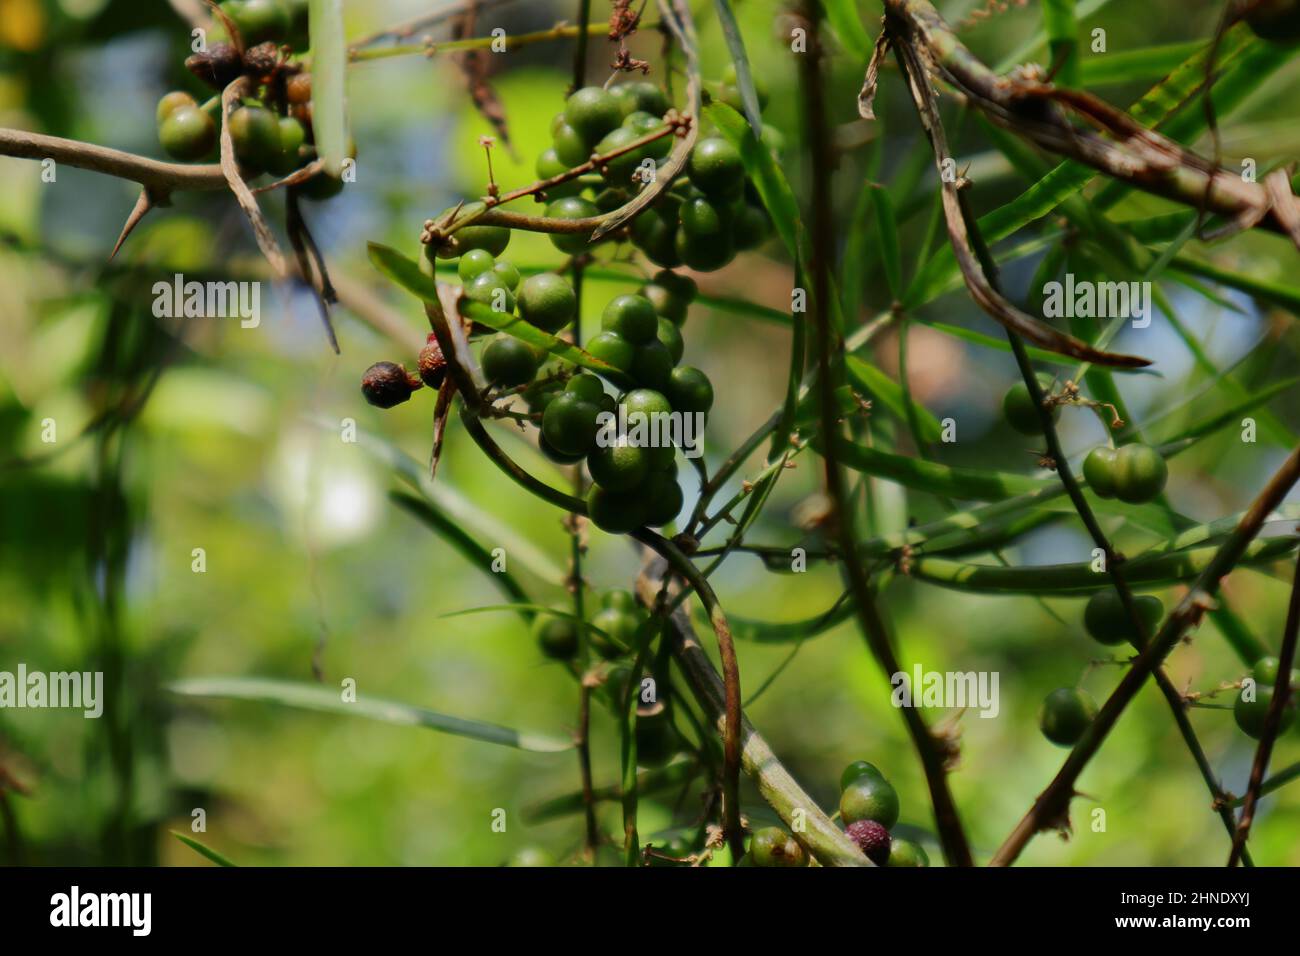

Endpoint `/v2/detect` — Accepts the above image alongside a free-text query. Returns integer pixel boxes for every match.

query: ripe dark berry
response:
[665,366,713,415]
[887,837,930,868]
[286,72,312,104]
[159,106,217,161]
[845,819,891,865]
[622,111,672,159]
[749,827,807,867]
[687,136,744,198]
[602,294,659,345]
[545,197,599,255]
[361,361,422,409]
[839,774,900,828]
[1083,590,1163,646]
[839,760,884,792]
[229,104,282,172]
[1002,375,1058,435]
[481,335,539,387]
[1111,443,1168,504]
[417,333,447,389]
[564,86,623,148]
[531,609,579,660]
[185,42,242,89]
[1039,687,1097,746]
[517,272,577,333]
[1083,445,1119,498]
[242,41,281,78]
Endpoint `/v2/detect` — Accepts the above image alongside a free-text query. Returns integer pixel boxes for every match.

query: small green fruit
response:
[1234,684,1297,739]
[588,436,651,492]
[665,366,713,415]
[544,197,599,255]
[458,249,497,283]
[159,106,217,161]
[542,392,601,456]
[839,760,885,791]
[656,318,684,365]
[602,294,659,344]
[1083,590,1163,646]
[433,202,511,260]
[750,827,807,867]
[610,81,670,118]
[1083,446,1119,498]
[1112,443,1168,504]
[481,335,539,387]
[464,271,516,314]
[1253,656,1300,687]
[156,91,197,125]
[886,837,930,868]
[642,470,683,527]
[517,272,577,333]
[840,775,900,829]
[534,147,583,197]
[532,610,579,660]
[586,485,647,534]
[228,104,282,172]
[220,0,291,46]
[1039,687,1097,747]
[586,331,636,375]
[629,340,675,391]
[1002,375,1058,435]
[564,86,623,147]
[687,136,744,198]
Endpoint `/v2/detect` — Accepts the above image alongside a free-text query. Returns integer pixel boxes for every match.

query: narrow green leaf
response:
[1041,0,1079,87]
[712,0,763,134]
[825,434,1050,500]
[871,188,902,299]
[367,242,623,378]
[171,832,238,867]
[1078,42,1204,86]
[522,761,697,824]
[724,597,855,644]
[1154,377,1300,445]
[308,0,348,176]
[824,0,874,60]
[437,603,613,641]
[170,678,573,753]
[846,355,942,444]
[993,0,1116,72]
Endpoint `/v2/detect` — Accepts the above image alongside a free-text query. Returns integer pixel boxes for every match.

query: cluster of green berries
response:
[155,0,345,199]
[531,589,645,661]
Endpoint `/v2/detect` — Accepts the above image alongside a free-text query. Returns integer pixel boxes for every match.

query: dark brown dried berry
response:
[845,819,891,865]
[243,41,281,78]
[185,42,242,90]
[287,72,312,104]
[361,361,422,408]
[417,334,448,389]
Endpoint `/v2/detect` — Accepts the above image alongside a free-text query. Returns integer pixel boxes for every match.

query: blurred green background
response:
[1,0,1298,866]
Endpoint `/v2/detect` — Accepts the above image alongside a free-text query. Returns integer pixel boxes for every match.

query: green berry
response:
[642,470,683,527]
[674,224,734,271]
[565,86,623,147]
[1002,375,1058,435]
[432,202,512,260]
[750,827,807,867]
[492,260,521,291]
[586,484,647,534]
[517,272,577,333]
[229,104,282,172]
[839,775,900,829]
[1083,590,1163,646]
[839,760,885,792]
[566,372,607,403]
[156,91,197,125]
[887,837,930,868]
[635,711,680,768]
[630,209,681,269]
[687,136,745,198]
[731,202,770,251]
[298,167,345,200]
[665,366,714,416]
[538,433,585,464]
[602,590,638,613]
[535,147,583,197]
[507,846,555,867]
[481,335,539,387]
[220,0,290,45]
[679,195,732,237]
[159,106,217,161]
[1039,688,1097,747]
[545,197,599,255]
[542,392,601,456]
[589,606,640,658]
[1112,443,1168,504]
[588,436,651,492]
[622,111,672,159]
[611,81,670,118]
[587,331,636,375]
[532,609,579,660]
[630,340,675,391]
[268,116,306,175]
[1253,657,1300,687]
[458,249,497,283]
[551,120,590,167]
[656,318,684,365]
[1083,446,1119,498]
[464,271,516,314]
[641,283,690,326]
[1234,685,1297,739]
[602,294,659,344]
[523,377,564,414]
[594,126,646,185]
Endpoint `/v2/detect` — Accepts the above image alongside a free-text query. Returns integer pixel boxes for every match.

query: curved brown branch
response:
[0,128,228,193]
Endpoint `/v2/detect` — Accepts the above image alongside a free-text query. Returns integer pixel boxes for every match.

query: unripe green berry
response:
[481,335,539,387]
[839,775,900,829]
[588,436,651,492]
[464,270,516,314]
[431,202,512,260]
[1083,446,1119,498]
[629,340,675,391]
[1083,590,1163,646]
[589,606,640,658]
[544,197,599,255]
[1234,684,1296,739]
[1253,656,1300,687]
[602,294,659,344]
[586,484,647,534]
[642,470,683,527]
[517,272,577,333]
[586,331,636,375]
[534,147,583,198]
[228,104,282,172]
[750,827,807,867]
[157,91,198,125]
[839,760,885,791]
[1039,687,1097,746]
[1002,375,1059,435]
[220,0,291,46]
[887,837,930,868]
[542,392,601,456]
[687,136,745,198]
[532,609,579,660]
[159,105,217,161]
[656,318,684,365]
[458,249,497,283]
[610,81,670,118]
[492,260,521,291]
[665,366,713,416]
[1112,443,1168,504]
[565,86,623,148]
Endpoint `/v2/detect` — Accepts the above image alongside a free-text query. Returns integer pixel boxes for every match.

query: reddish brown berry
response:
[417,333,448,389]
[287,72,312,104]
[845,819,891,865]
[185,42,243,89]
[243,41,281,78]
[361,361,422,408]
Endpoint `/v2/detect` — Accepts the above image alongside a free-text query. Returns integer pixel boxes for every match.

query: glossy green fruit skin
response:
[539,433,585,464]
[588,437,651,492]
[481,336,539,386]
[545,197,598,255]
[839,775,900,829]
[1245,0,1300,42]
[565,86,623,147]
[750,827,807,867]
[534,148,583,197]
[666,366,713,415]
[602,589,638,613]
[464,271,516,314]
[602,294,659,344]
[687,136,745,198]
[675,228,734,272]
[594,126,645,185]
[622,111,672,159]
[1253,656,1300,687]
[551,121,590,167]
[587,331,636,375]
[435,202,511,260]
[157,91,197,125]
[1112,443,1168,504]
[542,392,601,456]
[629,340,675,391]
[1039,687,1097,746]
[630,210,680,269]
[611,81,670,118]
[1234,685,1296,739]
[492,260,521,291]
[587,485,647,534]
[642,470,683,527]
[515,272,576,333]
[839,760,885,792]
[221,0,291,45]
[1083,446,1119,498]
[656,318,684,365]
[229,105,282,172]
[458,249,496,283]
[1002,377,1058,435]
[269,116,306,175]
[159,106,217,161]
[589,606,640,658]
[679,195,731,238]
[641,282,689,325]
[532,610,579,660]
[886,838,930,868]
[654,269,697,302]
[1083,590,1163,646]
[298,168,345,200]
[565,372,606,403]
[731,203,770,251]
